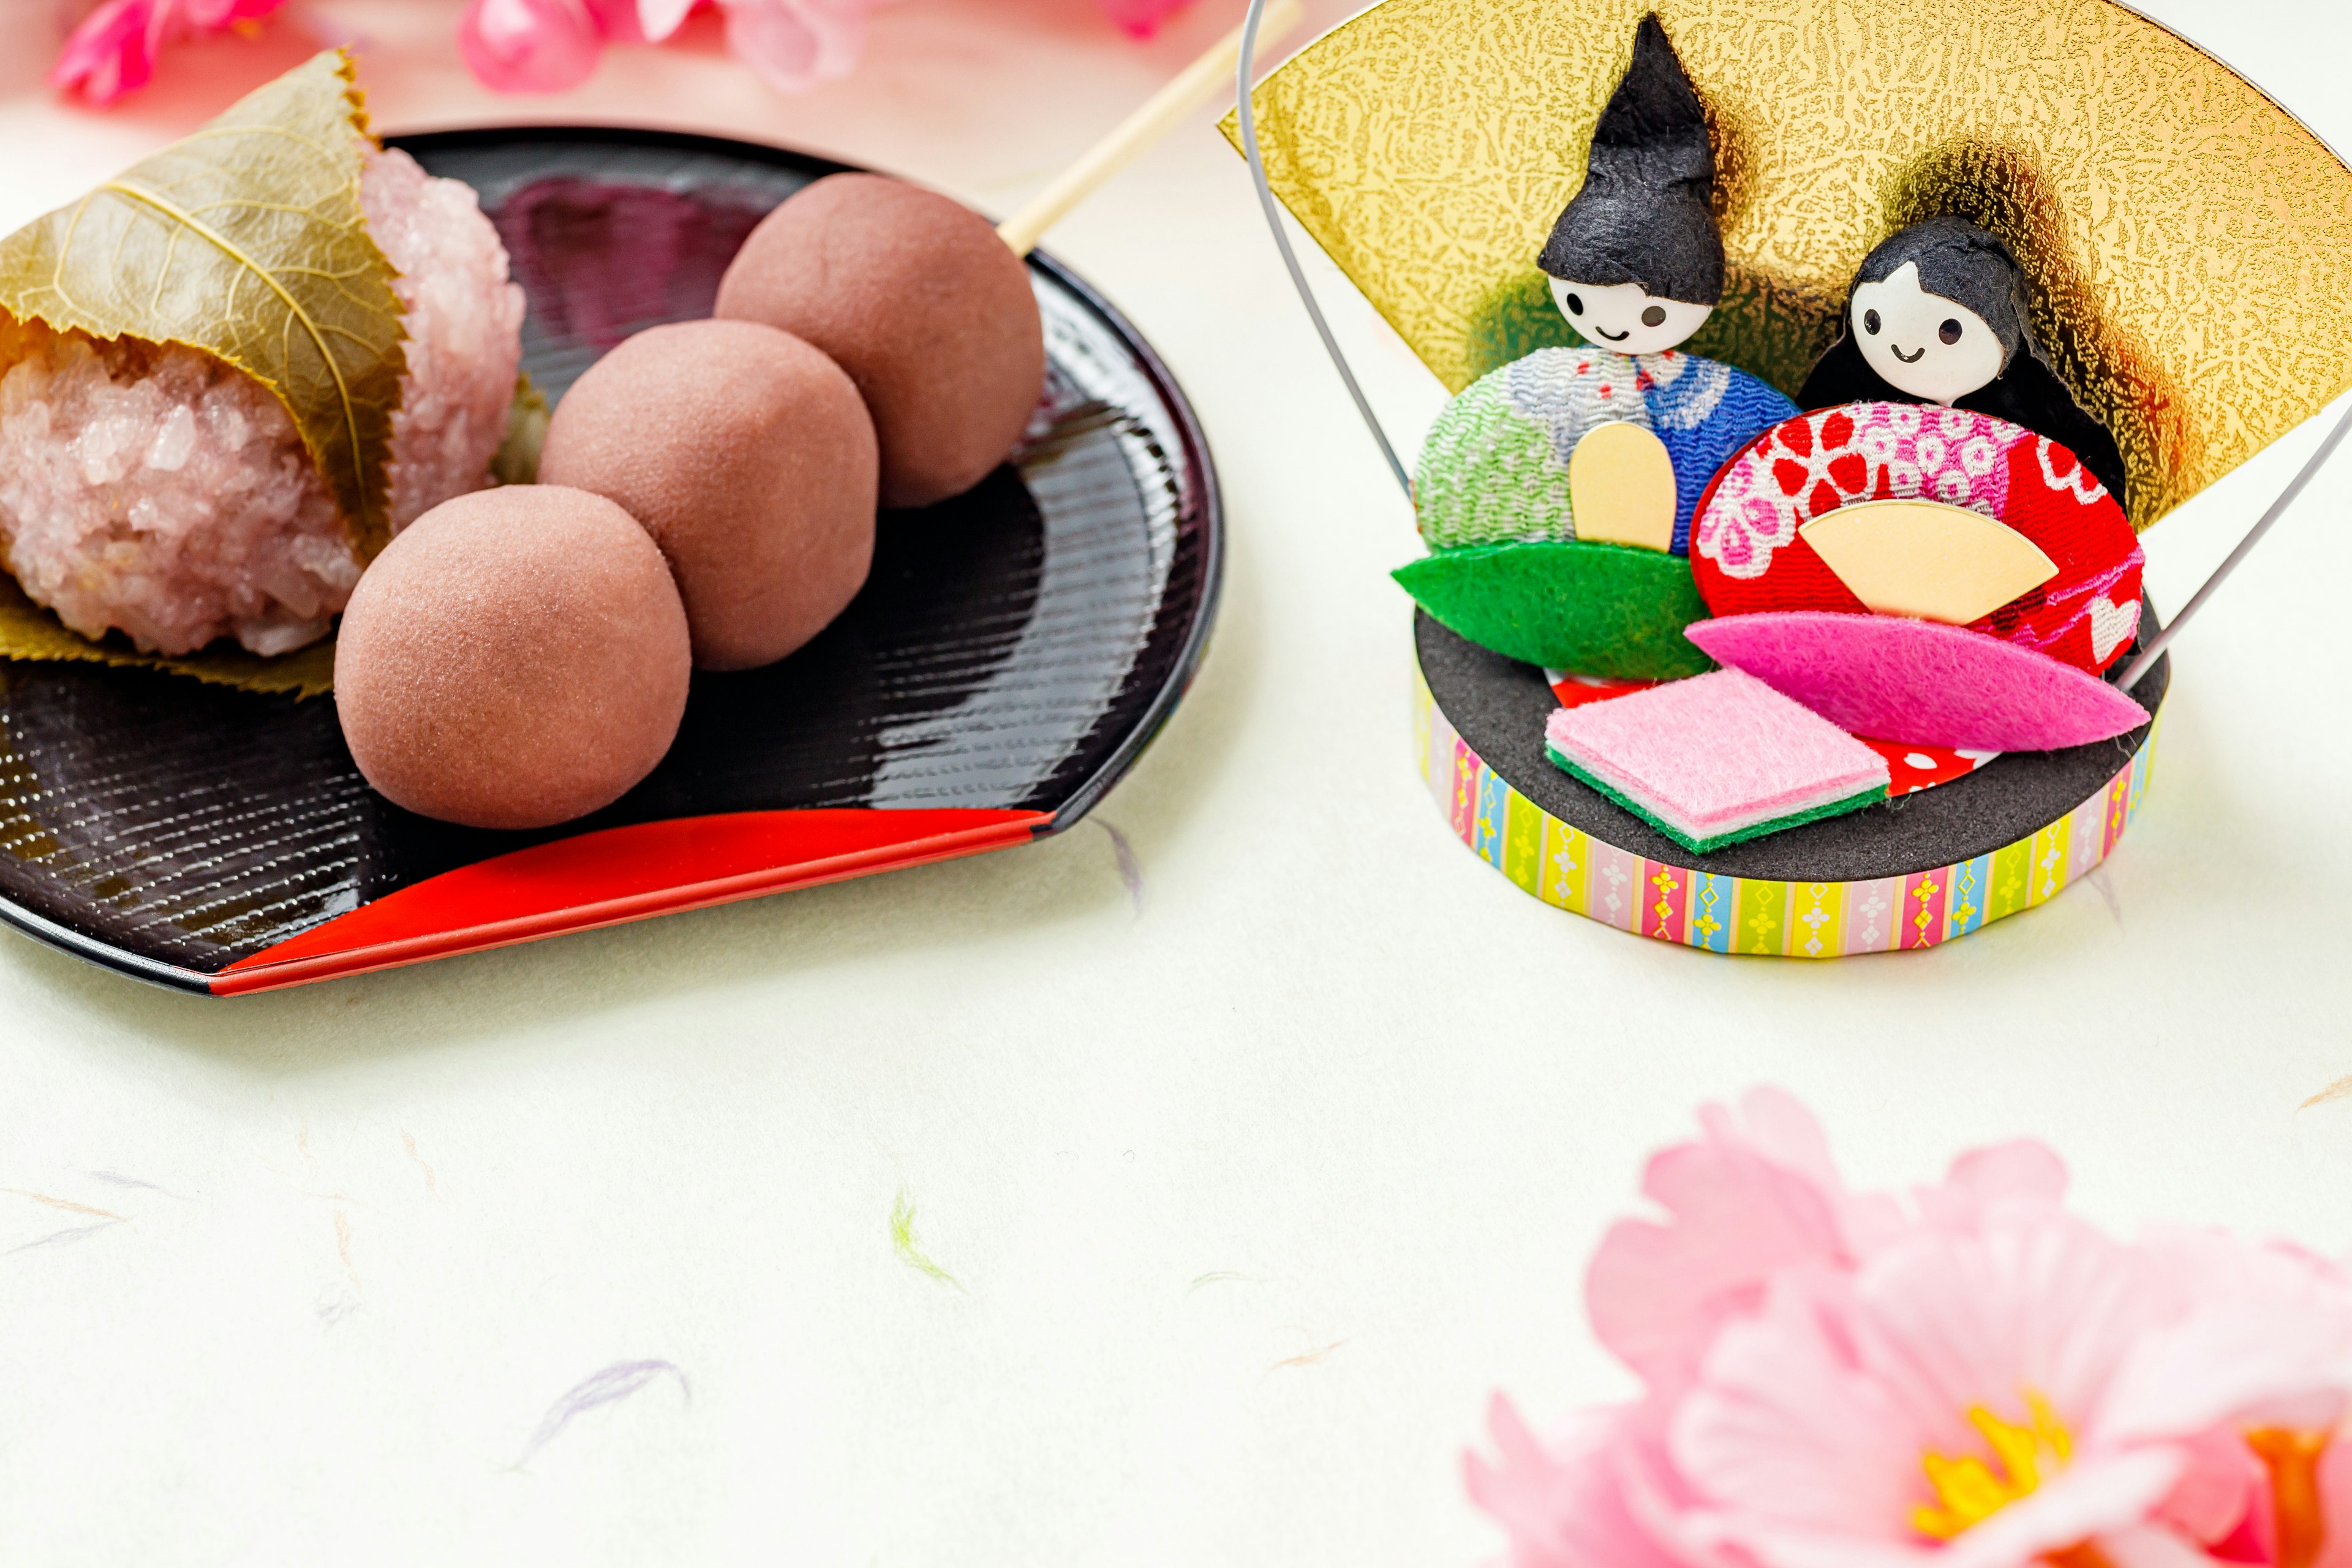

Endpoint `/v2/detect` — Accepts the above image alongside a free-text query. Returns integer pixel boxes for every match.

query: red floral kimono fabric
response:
[1689,404,2143,675]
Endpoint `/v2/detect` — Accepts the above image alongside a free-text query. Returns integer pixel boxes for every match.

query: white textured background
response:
[2,0,2350,1561]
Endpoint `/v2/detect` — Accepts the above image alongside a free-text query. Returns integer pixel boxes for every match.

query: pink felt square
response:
[1545,668,1890,838]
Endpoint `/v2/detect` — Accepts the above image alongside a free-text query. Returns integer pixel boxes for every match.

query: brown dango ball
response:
[539,318,877,671]
[714,172,1045,508]
[334,486,691,831]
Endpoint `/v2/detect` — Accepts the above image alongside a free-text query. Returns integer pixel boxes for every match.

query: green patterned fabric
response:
[1412,344,1800,556]
[1414,363,1582,549]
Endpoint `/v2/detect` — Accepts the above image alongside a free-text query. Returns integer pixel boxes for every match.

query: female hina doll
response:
[1795,216,2129,510]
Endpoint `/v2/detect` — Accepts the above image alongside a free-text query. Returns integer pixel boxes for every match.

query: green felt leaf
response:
[1394,540,1716,680]
[0,50,404,559]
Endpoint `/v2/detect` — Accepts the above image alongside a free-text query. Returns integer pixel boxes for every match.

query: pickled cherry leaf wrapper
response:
[0,50,405,560]
[0,578,336,698]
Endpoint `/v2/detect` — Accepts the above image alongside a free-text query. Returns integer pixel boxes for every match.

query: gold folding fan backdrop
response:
[1221,0,2352,527]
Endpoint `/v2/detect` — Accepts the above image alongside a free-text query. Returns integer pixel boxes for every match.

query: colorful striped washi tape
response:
[1413,666,2161,957]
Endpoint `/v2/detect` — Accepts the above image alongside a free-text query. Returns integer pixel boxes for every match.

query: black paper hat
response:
[1536,13,1724,305]
[1797,217,2129,508]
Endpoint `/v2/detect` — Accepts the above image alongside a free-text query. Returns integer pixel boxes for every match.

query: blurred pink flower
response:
[51,0,286,104]
[1092,0,1197,37]
[455,0,874,94]
[61,0,1200,104]
[456,0,611,93]
[1470,1092,2352,1568]
[715,0,872,92]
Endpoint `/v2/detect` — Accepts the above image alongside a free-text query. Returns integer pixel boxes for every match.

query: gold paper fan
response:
[1222,0,2352,526]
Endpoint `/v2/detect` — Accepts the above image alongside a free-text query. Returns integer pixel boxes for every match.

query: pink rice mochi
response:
[1544,668,1890,843]
[1684,611,2150,752]
[0,146,522,656]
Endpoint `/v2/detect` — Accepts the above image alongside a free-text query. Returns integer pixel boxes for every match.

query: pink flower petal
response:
[1589,1091,1868,1395]
[2157,1428,2265,1555]
[717,0,869,91]
[1926,1142,2070,1222]
[1093,0,1196,38]
[1672,1272,1931,1540]
[1467,1396,1689,1568]
[1930,1454,2188,1568]
[50,0,162,104]
[635,0,698,40]
[2307,1434,2352,1568]
[183,0,285,27]
[55,0,296,102]
[1848,1207,2153,1454]
[2098,1522,2236,1568]
[2099,1232,2352,1444]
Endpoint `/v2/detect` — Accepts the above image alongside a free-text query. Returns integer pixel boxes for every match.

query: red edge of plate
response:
[210,807,1050,995]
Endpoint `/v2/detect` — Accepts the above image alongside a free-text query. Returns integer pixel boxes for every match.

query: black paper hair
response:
[1537,13,1724,306]
[1798,217,2130,513]
[1856,218,2029,372]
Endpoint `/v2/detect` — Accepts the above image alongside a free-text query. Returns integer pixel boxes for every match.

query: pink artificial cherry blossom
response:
[715,0,872,92]
[1472,1093,2352,1568]
[61,0,1200,104]
[456,0,608,94]
[1091,0,1200,38]
[50,0,287,105]
[454,0,872,94]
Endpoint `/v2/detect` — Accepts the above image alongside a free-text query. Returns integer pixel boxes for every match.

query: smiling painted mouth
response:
[1595,325,1630,341]
[1891,344,1924,363]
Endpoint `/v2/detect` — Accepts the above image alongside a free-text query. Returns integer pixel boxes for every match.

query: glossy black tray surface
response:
[0,127,1222,990]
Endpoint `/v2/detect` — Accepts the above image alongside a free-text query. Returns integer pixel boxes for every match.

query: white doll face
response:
[1849,262,2005,404]
[1549,277,1712,355]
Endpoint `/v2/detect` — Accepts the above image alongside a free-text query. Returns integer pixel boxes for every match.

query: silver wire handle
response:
[1235,0,1412,495]
[2111,398,2352,689]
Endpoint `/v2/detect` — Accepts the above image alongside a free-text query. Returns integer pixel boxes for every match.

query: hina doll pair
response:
[1395,15,2148,856]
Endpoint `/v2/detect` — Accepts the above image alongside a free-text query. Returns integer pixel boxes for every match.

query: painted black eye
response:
[1564,292,1585,315]
[1863,309,1882,335]
[1939,318,1964,344]
[1640,304,1667,327]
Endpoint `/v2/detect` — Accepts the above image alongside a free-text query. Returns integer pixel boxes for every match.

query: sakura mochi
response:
[0,145,523,657]
[1543,667,1890,853]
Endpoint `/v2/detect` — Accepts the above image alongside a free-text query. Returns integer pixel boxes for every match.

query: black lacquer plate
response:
[0,127,1221,993]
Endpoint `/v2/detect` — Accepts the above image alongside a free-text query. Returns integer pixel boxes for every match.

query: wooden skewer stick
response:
[997,0,1305,258]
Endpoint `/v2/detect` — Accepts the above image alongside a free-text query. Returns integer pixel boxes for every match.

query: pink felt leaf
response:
[1684,612,2150,752]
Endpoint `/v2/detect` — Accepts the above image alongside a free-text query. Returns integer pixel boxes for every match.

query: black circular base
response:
[1416,601,2168,882]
